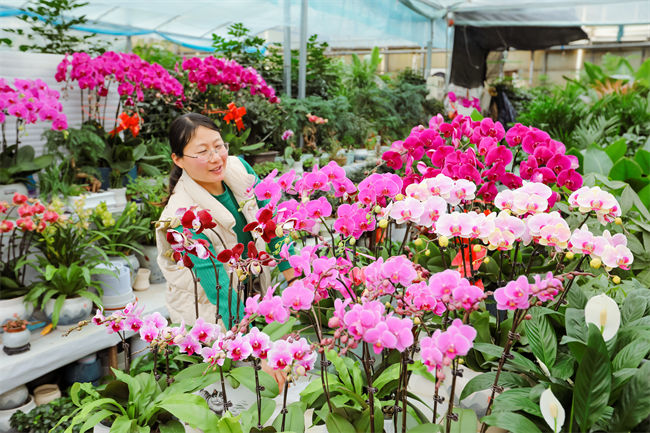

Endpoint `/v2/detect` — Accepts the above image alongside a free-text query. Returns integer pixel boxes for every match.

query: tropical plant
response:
[4,0,110,54]
[251,161,283,178]
[126,176,167,245]
[89,201,150,256]
[0,144,55,185]
[342,46,384,91]
[57,369,222,433]
[132,42,181,71]
[10,397,81,433]
[24,261,109,327]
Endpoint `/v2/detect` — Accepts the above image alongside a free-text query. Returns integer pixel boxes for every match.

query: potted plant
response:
[1,319,31,355]
[24,261,107,329]
[89,201,151,287]
[0,194,61,326]
[0,77,65,201]
[57,369,221,433]
[10,396,81,433]
[126,176,168,284]
[284,146,304,174]
[329,141,347,166]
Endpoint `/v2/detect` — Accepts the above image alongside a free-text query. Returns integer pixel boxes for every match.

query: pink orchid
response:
[281,280,315,311]
[247,327,271,359]
[190,317,216,343]
[436,212,474,238]
[601,245,634,270]
[226,333,253,362]
[390,197,424,224]
[420,332,445,373]
[418,196,447,228]
[436,318,477,362]
[505,123,529,147]
[494,276,531,310]
[178,335,202,356]
[267,340,293,370]
[569,226,608,257]
[305,196,332,219]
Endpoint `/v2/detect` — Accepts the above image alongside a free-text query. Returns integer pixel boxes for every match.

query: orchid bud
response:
[413,317,421,325]
[378,219,388,228]
[425,249,431,256]
[473,244,481,252]
[334,330,341,339]
[414,238,423,246]
[275,226,284,237]
[374,205,382,213]
[348,341,358,349]
[395,194,404,201]
[296,365,306,376]
[590,258,602,269]
[612,275,621,284]
[349,238,356,246]
[615,217,622,225]
[340,335,348,344]
[267,260,277,268]
[525,314,533,320]
[339,348,347,356]
[565,251,574,260]
[483,257,490,264]
[438,236,449,247]
[170,217,181,228]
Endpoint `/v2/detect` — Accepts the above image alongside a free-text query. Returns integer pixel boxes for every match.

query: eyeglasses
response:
[185,142,229,163]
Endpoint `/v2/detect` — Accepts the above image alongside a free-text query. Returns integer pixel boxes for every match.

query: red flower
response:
[246,241,273,265]
[217,243,245,263]
[182,254,194,269]
[243,208,277,243]
[223,102,246,132]
[196,209,217,234]
[109,112,140,137]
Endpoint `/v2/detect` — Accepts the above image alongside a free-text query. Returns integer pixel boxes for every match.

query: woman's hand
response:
[261,358,286,392]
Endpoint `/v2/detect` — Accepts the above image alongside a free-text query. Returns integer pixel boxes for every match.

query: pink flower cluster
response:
[420,319,477,379]
[569,226,633,270]
[56,51,184,105]
[569,186,621,225]
[523,211,571,251]
[493,273,562,310]
[0,78,67,129]
[267,336,317,375]
[0,193,60,233]
[182,56,279,103]
[363,256,418,297]
[512,124,583,191]
[448,92,481,112]
[281,130,294,141]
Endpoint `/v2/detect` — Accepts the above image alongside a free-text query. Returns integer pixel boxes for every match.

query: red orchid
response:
[223,102,246,131]
[110,112,140,137]
[197,209,217,234]
[246,241,273,264]
[243,208,277,243]
[217,243,245,264]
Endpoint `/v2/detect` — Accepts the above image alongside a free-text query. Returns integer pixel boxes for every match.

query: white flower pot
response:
[133,269,151,291]
[110,255,140,287]
[0,394,35,432]
[0,385,28,410]
[0,295,34,327]
[0,183,28,202]
[93,421,112,433]
[2,328,30,352]
[136,245,165,284]
[34,384,61,406]
[95,262,131,297]
[443,367,492,419]
[108,187,127,207]
[292,161,304,175]
[354,149,368,161]
[45,296,92,329]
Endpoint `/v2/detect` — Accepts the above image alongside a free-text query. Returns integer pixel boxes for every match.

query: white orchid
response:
[584,294,621,341]
[540,388,565,433]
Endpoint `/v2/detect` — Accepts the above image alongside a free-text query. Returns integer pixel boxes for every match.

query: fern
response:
[572,114,620,149]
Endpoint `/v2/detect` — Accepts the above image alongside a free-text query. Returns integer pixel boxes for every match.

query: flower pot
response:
[0,394,35,432]
[123,166,138,187]
[102,291,135,311]
[2,327,31,355]
[443,366,492,419]
[93,421,112,433]
[330,156,348,167]
[110,254,140,287]
[109,187,127,207]
[133,269,151,291]
[345,152,355,165]
[44,296,92,329]
[95,262,131,297]
[0,295,34,328]
[354,149,368,161]
[68,191,117,210]
[33,384,61,406]
[292,160,304,176]
[0,385,28,410]
[63,356,102,386]
[0,183,28,202]
[136,245,165,284]
[243,151,279,166]
[379,145,390,155]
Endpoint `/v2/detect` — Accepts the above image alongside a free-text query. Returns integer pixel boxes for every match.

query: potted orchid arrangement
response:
[62,108,650,433]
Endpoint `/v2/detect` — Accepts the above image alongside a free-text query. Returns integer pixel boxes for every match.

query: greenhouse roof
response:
[1,0,649,52]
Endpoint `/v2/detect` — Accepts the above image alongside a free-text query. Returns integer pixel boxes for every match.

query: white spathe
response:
[540,388,565,433]
[584,294,620,341]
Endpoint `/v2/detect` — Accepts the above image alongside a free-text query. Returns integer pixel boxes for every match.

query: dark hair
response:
[164,113,220,205]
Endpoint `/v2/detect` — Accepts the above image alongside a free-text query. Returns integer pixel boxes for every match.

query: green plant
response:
[90,201,150,256]
[342,46,384,91]
[303,157,316,171]
[38,159,91,200]
[10,397,81,433]
[220,122,266,156]
[43,123,106,169]
[251,161,283,178]
[132,43,181,71]
[212,23,267,72]
[129,345,184,377]
[58,369,221,433]
[126,176,167,245]
[24,261,109,327]
[4,0,109,54]
[284,146,303,167]
[0,144,54,185]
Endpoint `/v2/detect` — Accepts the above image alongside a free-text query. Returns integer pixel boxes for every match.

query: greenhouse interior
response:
[1,0,650,432]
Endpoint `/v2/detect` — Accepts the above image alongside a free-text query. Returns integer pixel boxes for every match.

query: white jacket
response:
[155,156,271,326]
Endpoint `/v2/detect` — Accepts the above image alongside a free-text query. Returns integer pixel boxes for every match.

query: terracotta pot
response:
[243,151,279,166]
[34,384,61,406]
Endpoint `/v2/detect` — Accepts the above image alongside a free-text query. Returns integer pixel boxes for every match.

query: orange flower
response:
[110,112,141,137]
[223,102,246,131]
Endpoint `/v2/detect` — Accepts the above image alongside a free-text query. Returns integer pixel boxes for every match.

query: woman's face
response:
[171,126,228,193]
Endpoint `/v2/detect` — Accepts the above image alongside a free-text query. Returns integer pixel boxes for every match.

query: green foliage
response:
[126,175,167,244]
[132,43,181,71]
[89,201,150,256]
[252,161,283,177]
[0,143,54,185]
[211,23,267,73]
[5,0,109,54]
[10,397,80,433]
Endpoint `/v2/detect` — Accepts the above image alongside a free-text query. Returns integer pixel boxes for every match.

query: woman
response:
[155,113,294,386]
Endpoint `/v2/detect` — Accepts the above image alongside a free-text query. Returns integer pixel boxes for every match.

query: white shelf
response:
[0,283,169,394]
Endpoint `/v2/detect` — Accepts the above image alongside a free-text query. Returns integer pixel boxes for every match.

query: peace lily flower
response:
[540,388,565,433]
[585,294,620,341]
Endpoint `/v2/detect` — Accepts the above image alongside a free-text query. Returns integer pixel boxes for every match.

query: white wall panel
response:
[0,51,120,157]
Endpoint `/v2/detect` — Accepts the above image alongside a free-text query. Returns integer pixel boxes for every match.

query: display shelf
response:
[0,283,168,394]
